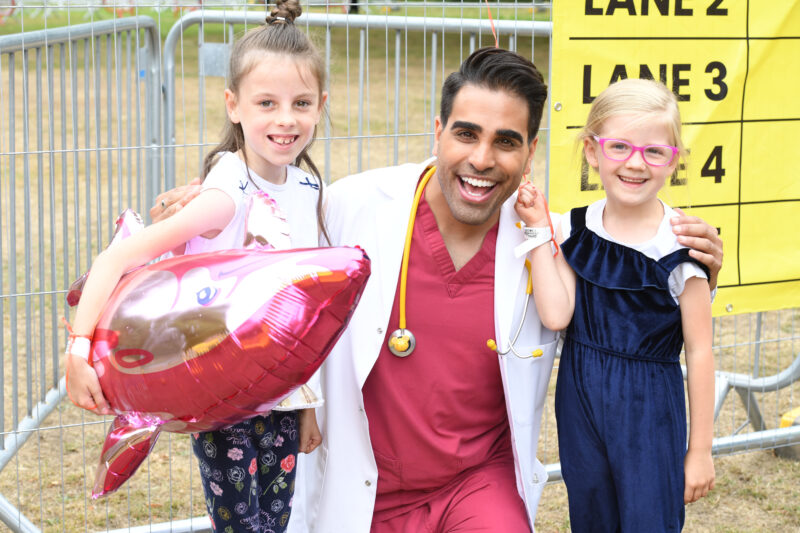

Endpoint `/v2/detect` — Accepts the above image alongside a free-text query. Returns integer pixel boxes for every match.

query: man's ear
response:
[523,136,539,177]
[432,116,443,157]
[224,89,240,124]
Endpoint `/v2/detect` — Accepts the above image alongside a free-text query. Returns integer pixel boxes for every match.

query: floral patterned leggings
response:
[191,411,299,533]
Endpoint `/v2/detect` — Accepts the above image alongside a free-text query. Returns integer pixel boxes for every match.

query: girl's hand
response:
[684,448,715,503]
[66,354,113,415]
[514,182,550,228]
[297,408,322,454]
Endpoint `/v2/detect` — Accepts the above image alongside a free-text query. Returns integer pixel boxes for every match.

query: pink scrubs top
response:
[362,190,512,522]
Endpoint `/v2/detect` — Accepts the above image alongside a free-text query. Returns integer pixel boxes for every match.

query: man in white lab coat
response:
[295,48,722,533]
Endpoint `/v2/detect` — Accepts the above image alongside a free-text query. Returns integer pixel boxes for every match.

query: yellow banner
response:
[549,0,800,316]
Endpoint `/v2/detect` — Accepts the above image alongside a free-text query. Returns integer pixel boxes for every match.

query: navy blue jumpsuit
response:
[556,206,707,532]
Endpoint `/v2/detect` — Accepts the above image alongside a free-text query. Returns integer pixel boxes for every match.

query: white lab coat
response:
[290,160,558,533]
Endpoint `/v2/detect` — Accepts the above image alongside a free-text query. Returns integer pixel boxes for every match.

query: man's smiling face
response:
[432,84,537,229]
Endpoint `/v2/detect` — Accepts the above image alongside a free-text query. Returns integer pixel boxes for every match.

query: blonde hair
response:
[578,78,685,166]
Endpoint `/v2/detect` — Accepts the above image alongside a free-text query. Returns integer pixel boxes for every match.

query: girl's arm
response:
[66,189,235,413]
[679,276,716,504]
[514,183,576,331]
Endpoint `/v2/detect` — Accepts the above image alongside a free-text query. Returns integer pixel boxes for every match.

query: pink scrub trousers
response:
[369,458,530,533]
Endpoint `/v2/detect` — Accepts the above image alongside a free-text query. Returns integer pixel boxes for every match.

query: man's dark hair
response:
[440,47,547,142]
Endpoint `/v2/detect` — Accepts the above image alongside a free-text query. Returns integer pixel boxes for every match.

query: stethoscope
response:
[386,166,543,360]
[486,259,543,359]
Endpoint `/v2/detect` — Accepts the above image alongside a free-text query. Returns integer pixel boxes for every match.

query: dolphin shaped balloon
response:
[68,193,370,498]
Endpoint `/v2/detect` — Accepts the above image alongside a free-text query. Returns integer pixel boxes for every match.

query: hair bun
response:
[267,0,302,25]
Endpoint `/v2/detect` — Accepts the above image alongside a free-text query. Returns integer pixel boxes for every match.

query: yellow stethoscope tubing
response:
[396,165,437,331]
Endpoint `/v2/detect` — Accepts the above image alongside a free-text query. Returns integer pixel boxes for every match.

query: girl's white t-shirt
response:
[560,198,707,302]
[185,151,320,254]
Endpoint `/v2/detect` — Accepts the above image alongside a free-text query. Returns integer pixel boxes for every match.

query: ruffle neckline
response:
[561,207,698,292]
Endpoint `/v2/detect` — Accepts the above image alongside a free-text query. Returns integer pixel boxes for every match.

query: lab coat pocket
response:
[501,338,557,427]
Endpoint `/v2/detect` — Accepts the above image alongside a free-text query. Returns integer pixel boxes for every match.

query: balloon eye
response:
[115,349,154,369]
[196,287,218,306]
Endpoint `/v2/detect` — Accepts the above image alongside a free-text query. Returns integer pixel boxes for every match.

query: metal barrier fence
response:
[0,14,164,532]
[0,4,798,532]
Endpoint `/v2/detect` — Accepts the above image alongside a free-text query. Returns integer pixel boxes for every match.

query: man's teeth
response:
[461,176,494,188]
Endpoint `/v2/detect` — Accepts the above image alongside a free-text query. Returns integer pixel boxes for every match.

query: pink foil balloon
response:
[69,195,370,498]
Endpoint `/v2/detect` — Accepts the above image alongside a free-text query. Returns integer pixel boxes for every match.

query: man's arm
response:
[670,208,723,291]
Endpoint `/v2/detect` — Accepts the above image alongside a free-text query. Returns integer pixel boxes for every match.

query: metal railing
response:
[1,6,799,532]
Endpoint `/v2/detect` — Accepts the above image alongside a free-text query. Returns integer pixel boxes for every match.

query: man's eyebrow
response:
[497,129,524,144]
[450,120,481,132]
[450,121,524,144]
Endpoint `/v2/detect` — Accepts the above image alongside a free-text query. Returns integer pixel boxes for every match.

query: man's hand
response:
[671,208,723,290]
[150,178,202,224]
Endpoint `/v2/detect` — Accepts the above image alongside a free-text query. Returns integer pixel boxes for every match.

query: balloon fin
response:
[66,271,89,307]
[243,191,291,250]
[92,413,163,499]
[67,210,145,307]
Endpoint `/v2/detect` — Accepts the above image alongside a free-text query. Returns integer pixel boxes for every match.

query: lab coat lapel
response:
[373,165,427,321]
[494,193,527,351]
[353,164,426,388]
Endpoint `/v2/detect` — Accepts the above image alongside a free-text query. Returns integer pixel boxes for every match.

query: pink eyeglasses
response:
[593,136,678,167]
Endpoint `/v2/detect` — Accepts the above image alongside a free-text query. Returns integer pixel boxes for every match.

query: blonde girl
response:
[65,1,327,530]
[515,78,715,531]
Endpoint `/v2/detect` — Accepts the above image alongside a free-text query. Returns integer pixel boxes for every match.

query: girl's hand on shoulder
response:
[684,448,715,504]
[514,182,550,228]
[297,408,322,454]
[66,354,113,415]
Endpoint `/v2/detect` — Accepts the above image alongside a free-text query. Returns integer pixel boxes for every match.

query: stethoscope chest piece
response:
[387,328,416,357]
